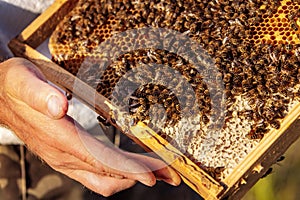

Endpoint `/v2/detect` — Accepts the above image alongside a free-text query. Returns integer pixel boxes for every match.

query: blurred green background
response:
[244,138,300,200]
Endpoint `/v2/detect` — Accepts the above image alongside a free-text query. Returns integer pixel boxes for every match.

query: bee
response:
[291,21,299,31]
[246,129,264,140]
[163,97,174,108]
[70,15,81,22]
[242,79,253,90]
[201,114,210,124]
[232,74,243,84]
[285,44,293,51]
[243,110,254,120]
[261,167,273,178]
[65,91,73,100]
[97,115,111,126]
[146,93,157,103]
[224,5,232,13]
[294,47,300,60]
[204,166,225,182]
[275,107,287,119]
[257,85,269,96]
[264,107,275,120]
[223,73,232,83]
[270,119,281,129]
[276,155,285,162]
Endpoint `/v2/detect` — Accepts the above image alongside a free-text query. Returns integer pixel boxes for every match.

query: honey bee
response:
[246,129,264,140]
[294,47,300,59]
[223,73,232,83]
[204,166,225,182]
[261,167,273,178]
[97,115,111,126]
[270,119,281,129]
[65,91,73,100]
[276,155,285,162]
[201,114,210,124]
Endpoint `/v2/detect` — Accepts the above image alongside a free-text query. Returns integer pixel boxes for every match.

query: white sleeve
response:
[0,98,99,145]
[0,126,23,144]
[0,0,54,13]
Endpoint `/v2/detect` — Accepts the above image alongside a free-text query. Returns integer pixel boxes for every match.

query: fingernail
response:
[164,178,180,186]
[47,95,62,118]
[156,176,178,186]
[139,177,156,187]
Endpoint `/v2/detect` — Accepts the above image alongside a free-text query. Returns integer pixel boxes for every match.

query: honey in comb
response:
[49,0,300,181]
[248,0,300,45]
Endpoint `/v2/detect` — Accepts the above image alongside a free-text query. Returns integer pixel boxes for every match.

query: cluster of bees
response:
[49,0,300,181]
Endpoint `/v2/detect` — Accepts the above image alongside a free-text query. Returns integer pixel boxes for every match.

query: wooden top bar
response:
[17,0,78,48]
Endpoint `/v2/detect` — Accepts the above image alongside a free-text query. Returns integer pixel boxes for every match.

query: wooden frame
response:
[8,0,300,199]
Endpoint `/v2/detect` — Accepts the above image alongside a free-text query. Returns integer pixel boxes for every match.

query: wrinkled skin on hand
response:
[0,58,181,196]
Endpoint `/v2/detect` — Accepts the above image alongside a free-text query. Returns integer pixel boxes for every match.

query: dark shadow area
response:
[84,182,203,200]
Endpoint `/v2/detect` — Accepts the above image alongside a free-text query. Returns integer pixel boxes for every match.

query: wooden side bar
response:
[17,0,78,48]
[131,122,226,200]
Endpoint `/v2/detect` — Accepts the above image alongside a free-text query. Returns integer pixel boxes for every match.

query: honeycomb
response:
[49,0,300,181]
[248,0,300,45]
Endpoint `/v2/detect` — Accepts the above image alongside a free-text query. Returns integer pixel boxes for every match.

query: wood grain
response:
[17,0,78,48]
[130,122,225,200]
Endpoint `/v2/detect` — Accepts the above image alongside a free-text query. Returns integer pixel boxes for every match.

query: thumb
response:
[3,58,68,119]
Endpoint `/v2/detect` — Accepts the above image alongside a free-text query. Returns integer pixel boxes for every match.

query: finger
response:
[66,169,137,197]
[33,116,157,187]
[73,129,180,187]
[10,104,156,189]
[3,58,68,119]
[126,152,181,186]
[77,130,157,186]
[42,140,156,188]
